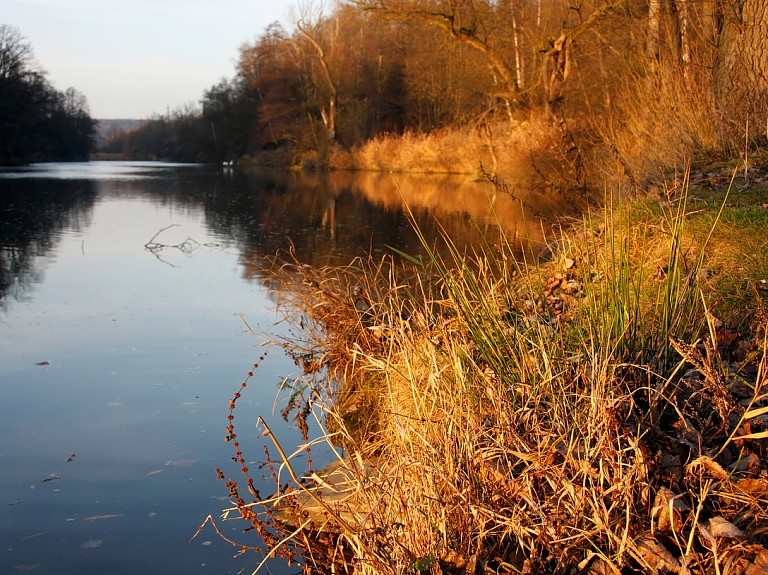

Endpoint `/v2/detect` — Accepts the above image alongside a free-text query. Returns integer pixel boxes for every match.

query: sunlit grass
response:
[212,176,768,574]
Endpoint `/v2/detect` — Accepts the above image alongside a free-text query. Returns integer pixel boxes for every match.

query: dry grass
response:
[329,118,561,181]
[210,179,768,574]
[592,66,719,191]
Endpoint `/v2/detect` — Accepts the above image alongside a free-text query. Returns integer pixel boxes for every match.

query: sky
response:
[5,0,295,119]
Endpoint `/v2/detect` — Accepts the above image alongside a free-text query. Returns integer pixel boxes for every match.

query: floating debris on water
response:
[40,476,59,483]
[81,540,102,549]
[7,500,22,506]
[65,454,76,462]
[13,565,40,571]
[165,459,196,469]
[35,361,49,366]
[147,470,164,476]
[21,532,47,541]
[201,541,212,546]
[82,514,122,522]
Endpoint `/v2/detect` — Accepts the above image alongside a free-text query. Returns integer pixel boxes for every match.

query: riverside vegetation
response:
[100,0,767,194]
[156,0,768,571]
[198,150,768,575]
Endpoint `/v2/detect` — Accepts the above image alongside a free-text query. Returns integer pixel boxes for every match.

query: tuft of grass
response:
[211,175,768,575]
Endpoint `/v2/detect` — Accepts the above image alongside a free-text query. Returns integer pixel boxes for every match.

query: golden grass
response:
[593,66,719,190]
[211,179,768,574]
[328,117,561,181]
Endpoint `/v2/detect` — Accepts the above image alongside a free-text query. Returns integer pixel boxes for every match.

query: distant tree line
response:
[0,25,97,166]
[105,0,768,171]
[102,78,259,163]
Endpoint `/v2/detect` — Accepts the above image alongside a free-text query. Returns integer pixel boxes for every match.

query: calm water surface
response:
[0,162,547,574]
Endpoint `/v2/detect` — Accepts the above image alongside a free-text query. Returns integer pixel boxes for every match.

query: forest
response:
[0,25,96,166]
[105,0,767,190]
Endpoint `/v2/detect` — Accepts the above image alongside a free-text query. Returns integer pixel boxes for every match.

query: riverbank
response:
[218,151,768,574]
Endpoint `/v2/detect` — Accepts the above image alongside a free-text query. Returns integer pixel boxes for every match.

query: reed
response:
[211,176,768,574]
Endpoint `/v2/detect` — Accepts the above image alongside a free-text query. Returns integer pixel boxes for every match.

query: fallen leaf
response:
[717,328,739,347]
[636,538,680,574]
[746,550,768,575]
[737,478,768,495]
[652,487,688,532]
[730,453,762,472]
[698,522,716,545]
[708,516,743,538]
[587,558,614,575]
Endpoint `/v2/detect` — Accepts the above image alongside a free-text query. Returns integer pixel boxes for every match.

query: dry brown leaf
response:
[746,550,768,575]
[652,487,688,532]
[730,453,762,473]
[636,538,681,574]
[587,558,615,575]
[708,516,743,538]
[736,478,768,495]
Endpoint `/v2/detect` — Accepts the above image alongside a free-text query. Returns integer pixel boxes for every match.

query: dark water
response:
[0,162,546,574]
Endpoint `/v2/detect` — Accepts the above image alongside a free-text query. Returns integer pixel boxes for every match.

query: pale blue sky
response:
[5,0,295,119]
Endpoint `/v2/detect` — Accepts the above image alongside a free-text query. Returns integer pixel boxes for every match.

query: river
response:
[0,162,548,574]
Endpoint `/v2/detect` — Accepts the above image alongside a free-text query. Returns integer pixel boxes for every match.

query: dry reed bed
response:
[211,187,768,575]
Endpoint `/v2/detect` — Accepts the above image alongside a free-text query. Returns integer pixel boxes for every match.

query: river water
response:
[0,162,548,574]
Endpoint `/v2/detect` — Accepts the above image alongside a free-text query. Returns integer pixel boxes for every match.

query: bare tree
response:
[543,1,618,109]
[0,25,33,80]
[355,0,523,103]
[294,0,339,140]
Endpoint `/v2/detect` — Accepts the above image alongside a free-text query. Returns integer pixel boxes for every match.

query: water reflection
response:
[0,178,97,305]
[0,164,552,308]
[0,162,553,575]
[219,168,551,271]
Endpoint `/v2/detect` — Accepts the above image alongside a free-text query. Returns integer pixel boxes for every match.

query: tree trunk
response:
[295,2,339,142]
[712,0,768,144]
[646,0,661,64]
[512,8,525,90]
[676,0,691,78]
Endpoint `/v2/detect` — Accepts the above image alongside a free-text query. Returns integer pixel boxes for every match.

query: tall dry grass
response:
[211,181,768,574]
[329,118,561,180]
[591,65,719,191]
